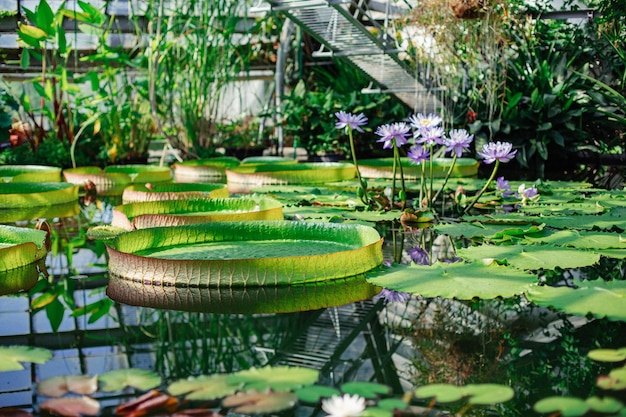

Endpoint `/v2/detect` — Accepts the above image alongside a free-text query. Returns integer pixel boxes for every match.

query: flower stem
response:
[431,153,457,204]
[428,146,434,208]
[463,160,500,215]
[394,144,406,209]
[347,128,369,205]
[391,144,397,208]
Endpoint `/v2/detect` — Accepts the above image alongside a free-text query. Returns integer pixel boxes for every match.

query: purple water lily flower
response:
[408,247,430,265]
[517,184,539,204]
[496,176,513,198]
[477,141,517,164]
[408,113,442,131]
[335,111,368,133]
[415,126,445,146]
[443,129,474,158]
[377,288,411,304]
[375,122,411,149]
[407,145,430,165]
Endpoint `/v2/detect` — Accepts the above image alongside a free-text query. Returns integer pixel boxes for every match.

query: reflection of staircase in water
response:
[256,299,406,391]
[259,0,440,112]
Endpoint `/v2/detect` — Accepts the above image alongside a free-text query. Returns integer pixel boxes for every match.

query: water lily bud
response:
[357,186,365,198]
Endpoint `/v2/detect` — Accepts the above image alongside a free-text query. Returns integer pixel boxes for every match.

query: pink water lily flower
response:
[477,141,517,164]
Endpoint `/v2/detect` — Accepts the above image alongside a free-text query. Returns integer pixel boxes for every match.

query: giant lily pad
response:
[358,157,479,180]
[0,165,62,182]
[122,183,229,204]
[111,197,284,230]
[103,221,383,286]
[0,201,80,223]
[367,261,537,300]
[173,157,241,182]
[225,162,356,185]
[63,165,172,194]
[0,225,49,272]
[0,183,79,208]
[526,280,626,321]
[106,273,381,313]
[0,263,40,295]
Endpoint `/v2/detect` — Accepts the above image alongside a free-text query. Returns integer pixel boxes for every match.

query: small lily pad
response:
[597,368,626,390]
[227,366,319,392]
[99,368,161,392]
[585,396,623,414]
[37,375,98,397]
[588,347,626,362]
[376,398,409,411]
[463,384,514,405]
[167,374,237,400]
[221,390,298,414]
[0,345,52,372]
[294,385,341,403]
[340,382,391,399]
[534,396,589,417]
[414,383,464,403]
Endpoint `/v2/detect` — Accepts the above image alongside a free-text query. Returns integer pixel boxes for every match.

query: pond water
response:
[1,189,626,417]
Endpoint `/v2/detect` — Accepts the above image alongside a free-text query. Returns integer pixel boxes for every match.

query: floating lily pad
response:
[540,207,626,231]
[597,368,626,390]
[414,384,464,403]
[340,382,390,399]
[106,273,381,313]
[167,374,236,400]
[227,366,319,391]
[37,375,98,397]
[64,165,172,194]
[0,165,62,182]
[122,182,229,204]
[358,157,479,180]
[435,221,544,241]
[111,197,284,230]
[225,162,356,185]
[524,229,626,249]
[463,384,514,405]
[99,368,161,392]
[241,156,297,165]
[0,182,79,208]
[294,385,341,403]
[588,347,626,362]
[0,263,40,296]
[534,396,589,416]
[222,390,298,414]
[103,221,383,286]
[0,201,80,223]
[0,225,49,272]
[367,262,537,300]
[173,157,241,182]
[457,244,601,270]
[40,396,100,417]
[0,345,52,372]
[526,280,626,321]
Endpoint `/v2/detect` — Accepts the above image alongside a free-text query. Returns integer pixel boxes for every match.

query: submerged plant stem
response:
[463,160,500,215]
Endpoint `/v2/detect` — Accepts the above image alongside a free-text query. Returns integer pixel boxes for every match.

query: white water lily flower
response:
[322,394,366,417]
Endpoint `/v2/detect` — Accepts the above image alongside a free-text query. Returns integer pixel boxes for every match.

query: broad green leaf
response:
[362,407,392,417]
[227,366,319,391]
[35,0,55,35]
[534,396,589,417]
[222,390,298,414]
[524,229,626,249]
[541,207,626,231]
[588,347,626,362]
[527,280,626,321]
[340,382,390,399]
[597,368,626,390]
[295,385,341,403]
[167,374,236,400]
[367,262,537,300]
[457,244,600,270]
[0,183,79,209]
[0,346,52,372]
[226,162,356,185]
[435,221,543,241]
[1,225,49,271]
[46,297,65,332]
[99,368,161,392]
[17,23,48,42]
[585,396,623,414]
[414,384,464,403]
[463,384,514,405]
[376,398,409,410]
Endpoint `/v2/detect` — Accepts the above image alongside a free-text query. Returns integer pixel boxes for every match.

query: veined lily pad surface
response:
[103,221,383,286]
[225,162,356,185]
[0,165,62,182]
[0,201,80,223]
[358,158,479,180]
[111,197,284,230]
[107,273,381,313]
[64,165,172,194]
[122,183,229,204]
[0,225,49,272]
[173,157,241,182]
[241,156,297,165]
[0,182,79,208]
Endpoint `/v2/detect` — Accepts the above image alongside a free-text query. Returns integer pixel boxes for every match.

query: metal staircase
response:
[256,0,441,112]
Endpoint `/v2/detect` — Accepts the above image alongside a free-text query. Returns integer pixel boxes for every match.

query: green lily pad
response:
[376,398,409,411]
[104,221,383,286]
[0,263,40,296]
[457,244,601,270]
[122,182,229,203]
[585,396,623,414]
[167,374,237,400]
[597,368,626,390]
[534,396,589,417]
[358,157,479,180]
[226,162,356,185]
[362,407,393,417]
[99,368,161,392]
[0,345,52,372]
[367,262,537,300]
[227,366,319,391]
[173,157,241,181]
[414,383,464,403]
[0,165,62,182]
[540,207,626,231]
[588,347,626,362]
[0,182,79,208]
[1,225,49,272]
[222,390,298,414]
[63,165,171,195]
[111,197,284,230]
[295,385,342,403]
[524,229,626,249]
[526,280,626,321]
[435,221,544,241]
[340,382,391,399]
[463,384,514,405]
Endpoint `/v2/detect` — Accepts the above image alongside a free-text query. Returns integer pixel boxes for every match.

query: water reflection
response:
[107,273,381,314]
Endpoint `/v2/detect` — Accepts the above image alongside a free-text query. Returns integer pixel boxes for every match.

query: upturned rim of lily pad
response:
[358,157,479,180]
[64,165,172,194]
[225,162,356,185]
[0,164,62,183]
[0,224,49,272]
[122,183,229,204]
[103,220,384,286]
[0,182,79,208]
